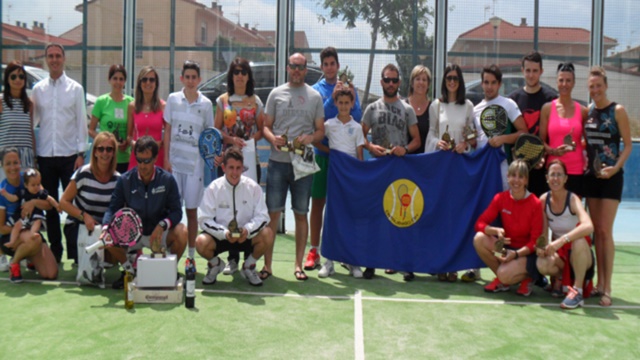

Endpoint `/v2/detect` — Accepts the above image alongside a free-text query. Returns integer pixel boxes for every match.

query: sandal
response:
[599,293,612,307]
[259,269,272,280]
[447,272,458,282]
[385,269,397,275]
[591,288,603,297]
[294,270,308,281]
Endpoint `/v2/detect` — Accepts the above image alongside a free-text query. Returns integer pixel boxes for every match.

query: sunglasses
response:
[136,157,156,164]
[232,68,249,76]
[141,77,156,83]
[9,74,26,81]
[96,146,115,153]
[382,77,400,84]
[446,76,460,83]
[288,64,307,71]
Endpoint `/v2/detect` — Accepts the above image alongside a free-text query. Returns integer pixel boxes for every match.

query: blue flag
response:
[321,146,505,273]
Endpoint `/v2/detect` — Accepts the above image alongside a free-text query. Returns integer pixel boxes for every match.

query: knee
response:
[473,232,487,250]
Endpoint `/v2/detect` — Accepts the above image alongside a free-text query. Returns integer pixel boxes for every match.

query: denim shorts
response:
[266,160,313,214]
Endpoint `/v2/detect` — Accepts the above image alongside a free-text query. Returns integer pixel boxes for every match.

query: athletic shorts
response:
[506,245,544,284]
[173,171,205,209]
[201,231,254,257]
[582,171,623,201]
[565,174,584,198]
[311,155,329,199]
[266,160,313,214]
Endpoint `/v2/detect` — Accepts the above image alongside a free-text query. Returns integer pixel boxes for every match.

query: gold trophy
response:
[293,136,305,155]
[228,211,242,239]
[494,236,507,257]
[380,133,393,155]
[563,127,576,151]
[338,66,353,86]
[593,150,605,177]
[280,127,291,152]
[442,125,455,150]
[463,124,477,141]
[536,235,548,250]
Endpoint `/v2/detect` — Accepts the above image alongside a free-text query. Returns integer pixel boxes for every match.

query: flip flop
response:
[591,288,603,297]
[294,270,308,281]
[385,269,397,275]
[259,269,272,280]
[599,293,612,307]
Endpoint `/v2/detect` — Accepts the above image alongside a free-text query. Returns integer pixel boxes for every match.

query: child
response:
[0,168,60,249]
[317,89,365,278]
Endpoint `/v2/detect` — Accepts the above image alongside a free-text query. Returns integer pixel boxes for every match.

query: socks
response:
[208,256,220,267]
[244,254,257,268]
[188,247,195,258]
[575,287,583,295]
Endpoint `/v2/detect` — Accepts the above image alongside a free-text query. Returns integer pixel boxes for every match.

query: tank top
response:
[584,102,622,177]
[544,191,578,239]
[547,100,584,175]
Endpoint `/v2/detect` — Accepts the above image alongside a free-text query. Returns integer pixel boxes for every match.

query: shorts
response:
[582,171,623,201]
[130,231,168,251]
[266,160,313,214]
[565,174,584,198]
[201,231,254,257]
[173,171,205,209]
[0,232,45,257]
[506,245,544,284]
[311,155,329,199]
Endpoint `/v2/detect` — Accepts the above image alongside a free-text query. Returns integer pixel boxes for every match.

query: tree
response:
[395,27,434,98]
[318,0,430,104]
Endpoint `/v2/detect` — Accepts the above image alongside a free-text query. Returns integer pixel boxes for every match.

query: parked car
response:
[199,62,324,107]
[465,74,587,106]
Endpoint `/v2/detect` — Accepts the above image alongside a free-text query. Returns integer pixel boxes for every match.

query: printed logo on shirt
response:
[151,185,166,194]
[502,209,512,215]
[382,178,424,228]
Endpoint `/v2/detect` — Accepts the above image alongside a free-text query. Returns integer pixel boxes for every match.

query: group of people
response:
[0,44,631,309]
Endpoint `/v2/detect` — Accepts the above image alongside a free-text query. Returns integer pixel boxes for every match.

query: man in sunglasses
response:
[103,136,187,286]
[262,52,325,281]
[32,43,88,264]
[163,60,214,262]
[360,63,421,279]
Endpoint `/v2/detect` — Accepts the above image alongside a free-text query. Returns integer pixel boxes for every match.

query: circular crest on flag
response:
[382,178,424,228]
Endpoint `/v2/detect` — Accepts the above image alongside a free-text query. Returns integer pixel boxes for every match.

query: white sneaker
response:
[203,258,225,285]
[318,260,335,278]
[0,255,9,272]
[223,259,238,275]
[240,262,263,286]
[347,264,363,278]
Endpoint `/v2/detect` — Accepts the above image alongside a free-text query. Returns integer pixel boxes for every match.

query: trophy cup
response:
[536,235,548,250]
[338,66,353,87]
[293,136,305,155]
[380,133,393,155]
[494,236,507,257]
[462,124,477,141]
[228,211,242,239]
[442,125,455,150]
[280,127,291,152]
[235,114,249,140]
[593,150,605,177]
[563,127,576,151]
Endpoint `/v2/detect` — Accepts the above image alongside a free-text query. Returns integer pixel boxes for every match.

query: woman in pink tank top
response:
[539,63,587,197]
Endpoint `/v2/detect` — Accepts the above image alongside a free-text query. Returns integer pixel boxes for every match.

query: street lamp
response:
[489,16,502,65]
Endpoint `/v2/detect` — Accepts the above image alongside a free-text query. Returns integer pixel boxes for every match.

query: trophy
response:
[338,66,353,87]
[441,125,455,150]
[536,235,548,250]
[235,114,248,140]
[462,124,477,141]
[379,133,393,155]
[293,136,305,155]
[563,127,576,151]
[593,150,605,177]
[494,236,507,257]
[280,127,291,152]
[228,211,242,239]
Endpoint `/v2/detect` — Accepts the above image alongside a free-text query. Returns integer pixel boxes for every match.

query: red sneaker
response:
[304,248,320,270]
[10,262,23,283]
[516,278,533,296]
[484,277,509,293]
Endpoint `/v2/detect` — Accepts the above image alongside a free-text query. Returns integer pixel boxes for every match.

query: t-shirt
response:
[11,188,48,223]
[325,117,365,158]
[0,177,24,223]
[362,98,418,153]
[164,90,214,175]
[68,164,120,225]
[474,95,522,158]
[216,93,264,150]
[509,86,556,136]
[265,83,324,163]
[91,93,135,163]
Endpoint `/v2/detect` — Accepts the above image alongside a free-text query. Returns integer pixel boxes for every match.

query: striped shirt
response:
[70,164,120,224]
[0,98,33,150]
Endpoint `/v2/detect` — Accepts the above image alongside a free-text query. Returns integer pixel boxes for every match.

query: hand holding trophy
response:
[228,210,242,239]
[563,127,576,151]
[279,127,291,152]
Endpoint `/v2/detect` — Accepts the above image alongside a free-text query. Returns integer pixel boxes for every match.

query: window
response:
[135,19,144,59]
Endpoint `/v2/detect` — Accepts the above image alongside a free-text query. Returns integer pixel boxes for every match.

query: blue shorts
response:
[266,160,313,214]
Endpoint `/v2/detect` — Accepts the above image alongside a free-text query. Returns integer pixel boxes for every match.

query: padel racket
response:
[86,208,143,254]
[513,133,545,169]
[198,127,223,170]
[480,104,508,138]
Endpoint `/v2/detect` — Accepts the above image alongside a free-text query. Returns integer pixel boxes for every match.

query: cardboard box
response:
[132,278,183,304]
[136,254,177,288]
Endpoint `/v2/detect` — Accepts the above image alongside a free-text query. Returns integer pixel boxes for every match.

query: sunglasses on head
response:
[136,156,155,164]
[232,68,249,76]
[141,77,156,83]
[382,77,400,84]
[557,62,575,73]
[445,76,460,83]
[288,64,306,71]
[96,146,115,153]
[9,74,26,81]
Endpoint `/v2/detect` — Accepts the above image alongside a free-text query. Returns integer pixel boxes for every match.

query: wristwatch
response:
[563,235,571,244]
[159,220,168,231]
[403,145,410,153]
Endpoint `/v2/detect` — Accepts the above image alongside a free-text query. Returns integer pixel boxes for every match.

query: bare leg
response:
[587,198,618,299]
[251,227,274,259]
[570,238,593,288]
[536,254,563,277]
[496,258,529,285]
[28,235,58,280]
[294,212,309,272]
[195,233,217,261]
[262,211,281,274]
[473,232,500,275]
[186,208,198,254]
[167,224,188,260]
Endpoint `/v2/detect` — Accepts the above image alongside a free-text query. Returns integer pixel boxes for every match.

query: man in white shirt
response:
[32,43,88,264]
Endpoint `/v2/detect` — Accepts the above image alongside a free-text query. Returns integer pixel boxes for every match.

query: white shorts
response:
[173,171,204,209]
[130,231,168,251]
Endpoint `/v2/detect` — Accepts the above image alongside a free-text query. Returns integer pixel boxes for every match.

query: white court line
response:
[354,290,365,360]
[3,278,640,310]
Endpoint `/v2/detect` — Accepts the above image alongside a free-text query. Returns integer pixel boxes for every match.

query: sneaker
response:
[535,276,549,289]
[223,259,238,275]
[10,262,23,283]
[240,262,263,286]
[484,277,509,293]
[112,271,125,290]
[403,272,415,282]
[318,260,335,278]
[347,265,363,279]
[363,267,375,280]
[304,248,321,270]
[516,278,533,297]
[0,255,9,272]
[203,258,225,285]
[461,269,480,283]
[560,287,584,309]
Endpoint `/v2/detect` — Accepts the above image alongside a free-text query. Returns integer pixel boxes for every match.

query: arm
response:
[424,101,440,153]
[47,195,61,213]
[0,188,18,202]
[0,209,10,235]
[537,193,550,257]
[164,176,183,229]
[29,101,36,159]
[489,115,526,147]
[396,123,421,156]
[312,120,330,153]
[262,113,284,149]
[524,198,543,254]
[299,116,325,146]
[539,103,552,154]
[547,194,594,254]
[253,108,265,142]
[163,121,172,173]
[88,115,100,139]
[475,194,507,239]
[350,85,363,122]
[362,122,386,157]
[75,86,88,170]
[197,185,227,240]
[127,103,135,148]
[356,145,364,161]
